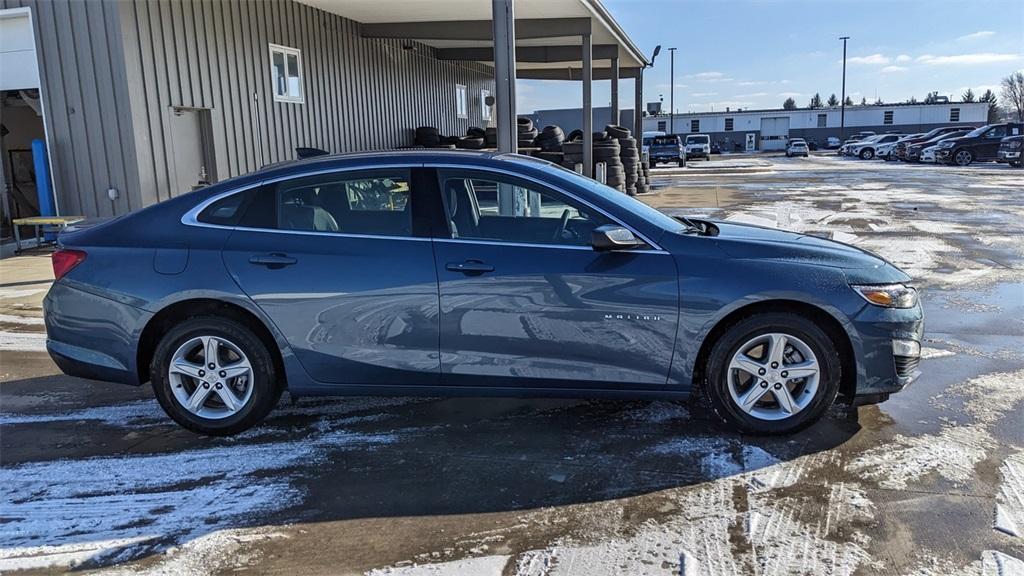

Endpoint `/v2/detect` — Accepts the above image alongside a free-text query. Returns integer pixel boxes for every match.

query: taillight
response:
[52,249,87,280]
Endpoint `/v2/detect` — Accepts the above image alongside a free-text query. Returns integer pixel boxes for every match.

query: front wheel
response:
[703,313,841,434]
[151,316,282,436]
[859,148,874,160]
[954,149,973,166]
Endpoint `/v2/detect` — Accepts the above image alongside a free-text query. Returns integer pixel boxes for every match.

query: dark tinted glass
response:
[197,191,249,226]
[239,187,277,229]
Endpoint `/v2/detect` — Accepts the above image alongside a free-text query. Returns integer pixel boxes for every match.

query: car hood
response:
[707,220,910,282]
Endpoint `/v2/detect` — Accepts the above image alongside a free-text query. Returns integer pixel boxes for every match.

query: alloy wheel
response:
[955,150,972,166]
[727,333,820,421]
[168,335,254,419]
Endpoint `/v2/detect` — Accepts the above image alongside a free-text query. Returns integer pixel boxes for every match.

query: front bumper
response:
[935,148,955,163]
[850,301,924,398]
[43,281,150,386]
[998,151,1021,162]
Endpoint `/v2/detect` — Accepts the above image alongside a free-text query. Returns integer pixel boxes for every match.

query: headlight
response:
[938,141,955,148]
[851,284,919,308]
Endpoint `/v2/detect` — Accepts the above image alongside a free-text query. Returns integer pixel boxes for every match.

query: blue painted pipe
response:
[31,138,57,240]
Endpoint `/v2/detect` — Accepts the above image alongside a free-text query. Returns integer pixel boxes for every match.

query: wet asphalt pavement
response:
[0,154,1022,575]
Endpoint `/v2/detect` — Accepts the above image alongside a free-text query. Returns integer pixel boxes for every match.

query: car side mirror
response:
[591,225,643,251]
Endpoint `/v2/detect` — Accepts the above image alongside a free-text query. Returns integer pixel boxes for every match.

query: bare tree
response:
[1001,71,1024,122]
[782,97,797,110]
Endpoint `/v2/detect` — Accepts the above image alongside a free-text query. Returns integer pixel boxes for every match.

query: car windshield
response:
[652,137,679,146]
[686,136,709,144]
[965,126,989,137]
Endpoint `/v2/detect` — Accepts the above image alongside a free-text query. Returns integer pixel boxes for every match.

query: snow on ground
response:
[995,452,1024,539]
[0,330,46,351]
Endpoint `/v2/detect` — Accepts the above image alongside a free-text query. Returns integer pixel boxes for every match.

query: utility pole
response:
[839,36,850,142]
[668,47,677,134]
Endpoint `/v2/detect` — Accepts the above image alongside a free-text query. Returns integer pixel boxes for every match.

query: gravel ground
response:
[1,154,1022,575]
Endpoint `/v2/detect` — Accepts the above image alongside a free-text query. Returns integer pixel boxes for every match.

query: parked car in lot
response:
[684,134,712,160]
[936,123,1024,166]
[997,135,1023,167]
[919,145,940,163]
[647,135,686,167]
[894,126,977,161]
[824,136,842,150]
[905,130,971,163]
[849,134,903,160]
[877,134,921,161]
[786,139,809,157]
[43,150,923,436]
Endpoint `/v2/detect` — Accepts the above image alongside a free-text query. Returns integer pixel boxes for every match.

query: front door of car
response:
[222,168,441,386]
[431,169,680,388]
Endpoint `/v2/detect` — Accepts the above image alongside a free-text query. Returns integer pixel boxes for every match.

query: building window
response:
[950,107,960,122]
[724,118,734,131]
[817,113,827,128]
[456,84,468,119]
[269,44,303,103]
[883,110,894,125]
[480,89,492,121]
[657,120,667,131]
[690,119,700,133]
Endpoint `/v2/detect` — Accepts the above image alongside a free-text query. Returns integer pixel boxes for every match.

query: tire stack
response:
[530,125,566,164]
[606,125,642,195]
[560,133,624,192]
[637,161,651,194]
[455,127,486,150]
[517,117,539,148]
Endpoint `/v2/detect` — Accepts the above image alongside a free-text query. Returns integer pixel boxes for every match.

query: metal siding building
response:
[642,102,990,151]
[0,0,495,219]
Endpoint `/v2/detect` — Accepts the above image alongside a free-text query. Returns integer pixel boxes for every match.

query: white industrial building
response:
[642,102,989,151]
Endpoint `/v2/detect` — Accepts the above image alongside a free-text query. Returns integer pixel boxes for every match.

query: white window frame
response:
[269,43,304,104]
[456,84,469,119]
[480,89,491,121]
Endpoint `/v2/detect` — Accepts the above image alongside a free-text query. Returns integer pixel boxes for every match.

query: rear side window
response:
[273,171,413,236]
[196,187,277,229]
[197,191,248,226]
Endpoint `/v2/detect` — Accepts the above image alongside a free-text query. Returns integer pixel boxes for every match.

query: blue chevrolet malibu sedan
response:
[44,151,923,436]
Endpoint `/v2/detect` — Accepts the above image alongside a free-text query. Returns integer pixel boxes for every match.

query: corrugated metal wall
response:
[1,0,139,218]
[118,0,496,207]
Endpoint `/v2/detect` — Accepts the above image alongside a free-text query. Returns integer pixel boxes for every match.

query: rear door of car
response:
[977,125,1021,159]
[428,167,680,389]
[220,166,443,386]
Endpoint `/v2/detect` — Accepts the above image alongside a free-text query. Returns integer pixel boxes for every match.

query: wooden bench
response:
[11,216,86,253]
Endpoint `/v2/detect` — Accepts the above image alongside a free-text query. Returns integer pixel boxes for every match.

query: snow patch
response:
[0,312,44,325]
[0,330,46,351]
[367,555,511,575]
[994,452,1024,538]
[849,425,995,489]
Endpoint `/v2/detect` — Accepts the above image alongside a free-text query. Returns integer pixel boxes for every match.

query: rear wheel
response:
[151,316,281,436]
[704,313,840,434]
[954,149,974,166]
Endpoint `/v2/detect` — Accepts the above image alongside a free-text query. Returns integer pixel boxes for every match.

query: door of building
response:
[759,117,790,150]
[168,107,214,194]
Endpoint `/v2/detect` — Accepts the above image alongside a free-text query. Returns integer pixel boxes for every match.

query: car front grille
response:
[894,355,920,378]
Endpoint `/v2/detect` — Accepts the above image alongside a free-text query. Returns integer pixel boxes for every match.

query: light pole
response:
[839,36,849,142]
[668,47,677,134]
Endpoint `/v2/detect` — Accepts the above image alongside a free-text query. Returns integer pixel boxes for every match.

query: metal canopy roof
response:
[296,0,648,74]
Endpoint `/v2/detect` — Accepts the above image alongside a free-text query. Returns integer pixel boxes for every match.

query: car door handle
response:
[446,260,494,274]
[249,253,297,268]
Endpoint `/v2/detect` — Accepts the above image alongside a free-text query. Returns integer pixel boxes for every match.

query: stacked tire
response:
[455,127,486,150]
[595,133,625,192]
[517,117,539,148]
[535,125,565,152]
[415,126,442,147]
[637,161,651,194]
[607,125,641,195]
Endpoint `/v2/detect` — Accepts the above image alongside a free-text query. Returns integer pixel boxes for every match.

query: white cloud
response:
[778,92,802,98]
[735,92,769,98]
[736,80,767,86]
[917,53,1021,65]
[881,66,908,73]
[690,92,718,97]
[895,54,912,63]
[689,71,733,82]
[847,53,890,65]
[957,30,995,42]
[656,83,689,90]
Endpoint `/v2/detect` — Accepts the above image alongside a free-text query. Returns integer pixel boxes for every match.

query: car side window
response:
[439,172,613,247]
[987,126,1007,139]
[274,171,412,236]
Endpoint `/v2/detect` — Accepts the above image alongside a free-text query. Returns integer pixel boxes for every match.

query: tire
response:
[605,124,631,139]
[466,126,486,138]
[517,116,534,133]
[859,148,874,160]
[150,316,282,436]
[455,136,486,150]
[566,129,583,142]
[703,312,841,435]
[954,149,973,166]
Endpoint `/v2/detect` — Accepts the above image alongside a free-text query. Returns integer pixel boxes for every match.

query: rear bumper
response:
[43,281,150,386]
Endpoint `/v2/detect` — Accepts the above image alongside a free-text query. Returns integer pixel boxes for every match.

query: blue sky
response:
[516,0,1024,113]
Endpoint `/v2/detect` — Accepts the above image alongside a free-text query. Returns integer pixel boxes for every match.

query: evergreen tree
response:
[980,89,999,123]
[782,97,797,110]
[844,96,854,106]
[961,88,976,102]
[809,93,823,108]
[826,93,839,107]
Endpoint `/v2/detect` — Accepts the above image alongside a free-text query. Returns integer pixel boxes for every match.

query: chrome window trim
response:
[181,161,665,252]
[430,163,665,252]
[434,237,666,255]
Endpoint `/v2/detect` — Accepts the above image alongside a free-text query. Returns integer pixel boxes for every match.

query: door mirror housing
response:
[591,225,643,251]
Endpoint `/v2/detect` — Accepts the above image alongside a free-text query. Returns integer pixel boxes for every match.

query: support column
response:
[610,56,619,125]
[582,33,593,177]
[491,0,517,153]
[634,69,643,142]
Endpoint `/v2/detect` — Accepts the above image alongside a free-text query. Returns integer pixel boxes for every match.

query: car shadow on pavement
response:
[0,379,862,571]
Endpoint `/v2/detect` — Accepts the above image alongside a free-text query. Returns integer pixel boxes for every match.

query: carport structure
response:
[298,0,649,177]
